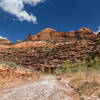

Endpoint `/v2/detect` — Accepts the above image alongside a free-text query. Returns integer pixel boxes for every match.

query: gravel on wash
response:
[0,75,80,100]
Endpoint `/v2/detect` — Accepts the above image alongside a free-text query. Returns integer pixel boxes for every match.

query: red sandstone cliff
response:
[0,38,11,45]
[25,27,96,41]
[25,28,68,41]
[76,27,96,39]
[67,27,96,39]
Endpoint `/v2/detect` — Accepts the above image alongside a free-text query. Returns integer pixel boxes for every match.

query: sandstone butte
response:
[0,27,99,49]
[0,38,11,45]
[25,27,97,41]
[0,27,100,70]
[0,27,98,46]
[25,28,67,41]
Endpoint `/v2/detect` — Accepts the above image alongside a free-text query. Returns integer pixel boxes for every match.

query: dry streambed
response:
[0,75,79,100]
[1,75,100,100]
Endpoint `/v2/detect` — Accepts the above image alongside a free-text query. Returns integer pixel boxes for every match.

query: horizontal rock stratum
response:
[25,28,68,41]
[0,27,99,45]
[0,27,100,69]
[25,27,97,41]
[0,38,11,45]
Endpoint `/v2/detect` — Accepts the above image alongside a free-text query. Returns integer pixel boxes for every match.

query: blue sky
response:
[0,0,100,43]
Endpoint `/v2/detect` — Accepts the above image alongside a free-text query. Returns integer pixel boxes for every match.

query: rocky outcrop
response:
[16,40,21,44]
[25,28,68,41]
[77,27,92,33]
[25,34,34,41]
[36,28,56,40]
[76,27,96,39]
[25,27,96,42]
[0,38,98,70]
[0,38,11,45]
[0,27,99,70]
[68,31,77,37]
[67,27,96,39]
[52,32,68,39]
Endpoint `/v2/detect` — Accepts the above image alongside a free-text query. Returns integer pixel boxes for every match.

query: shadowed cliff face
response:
[97,32,100,38]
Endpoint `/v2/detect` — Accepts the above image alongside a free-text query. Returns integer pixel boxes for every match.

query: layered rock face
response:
[0,27,100,70]
[25,28,68,41]
[0,40,97,70]
[0,38,11,45]
[67,31,77,37]
[76,27,96,39]
[68,27,96,39]
[25,27,96,41]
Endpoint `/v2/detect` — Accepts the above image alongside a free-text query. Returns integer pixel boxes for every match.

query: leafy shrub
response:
[75,59,88,71]
[6,62,17,68]
[89,56,100,70]
[55,60,71,75]
[75,56,100,70]
[0,62,17,68]
[62,60,71,72]
[94,39,100,49]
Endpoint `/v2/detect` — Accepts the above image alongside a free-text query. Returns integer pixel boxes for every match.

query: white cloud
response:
[0,36,7,39]
[94,26,100,35]
[0,0,46,23]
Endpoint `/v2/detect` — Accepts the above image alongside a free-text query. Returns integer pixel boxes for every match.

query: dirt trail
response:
[0,75,79,100]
